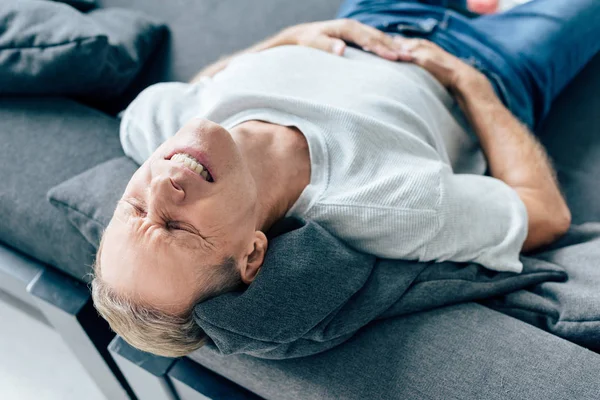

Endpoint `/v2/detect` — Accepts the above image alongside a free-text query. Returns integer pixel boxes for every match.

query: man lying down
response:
[92,0,600,357]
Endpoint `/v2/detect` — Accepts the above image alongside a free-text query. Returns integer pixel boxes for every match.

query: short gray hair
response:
[91,241,241,358]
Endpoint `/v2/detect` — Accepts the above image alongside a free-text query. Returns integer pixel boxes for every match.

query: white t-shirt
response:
[120,45,528,273]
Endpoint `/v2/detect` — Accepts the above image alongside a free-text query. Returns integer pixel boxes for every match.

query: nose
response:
[148,174,185,218]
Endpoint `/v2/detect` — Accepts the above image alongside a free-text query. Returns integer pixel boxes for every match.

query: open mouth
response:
[170,153,214,182]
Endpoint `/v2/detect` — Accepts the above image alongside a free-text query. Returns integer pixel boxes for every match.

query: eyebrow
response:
[116,200,206,252]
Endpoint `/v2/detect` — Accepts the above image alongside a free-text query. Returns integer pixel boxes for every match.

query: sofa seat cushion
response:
[0,97,123,280]
[189,302,600,400]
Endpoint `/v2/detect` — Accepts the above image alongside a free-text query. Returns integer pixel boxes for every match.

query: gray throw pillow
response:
[47,157,138,247]
[0,0,166,98]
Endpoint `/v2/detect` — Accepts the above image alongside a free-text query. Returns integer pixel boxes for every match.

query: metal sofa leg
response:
[109,336,261,400]
[27,267,135,400]
[109,336,179,400]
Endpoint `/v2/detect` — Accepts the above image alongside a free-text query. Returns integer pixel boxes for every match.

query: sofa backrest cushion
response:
[96,0,343,83]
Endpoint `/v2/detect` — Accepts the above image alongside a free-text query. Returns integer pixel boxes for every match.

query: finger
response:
[393,36,439,53]
[334,19,400,60]
[395,49,415,62]
[399,46,453,85]
[402,46,430,66]
[370,43,401,61]
[309,35,347,56]
[392,37,437,61]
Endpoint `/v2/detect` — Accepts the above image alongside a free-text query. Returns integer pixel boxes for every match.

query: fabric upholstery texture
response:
[0,98,123,280]
[48,157,138,247]
[189,302,600,400]
[191,218,568,359]
[482,223,600,352]
[0,0,166,98]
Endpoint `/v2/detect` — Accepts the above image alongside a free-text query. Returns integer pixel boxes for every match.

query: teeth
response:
[171,153,211,181]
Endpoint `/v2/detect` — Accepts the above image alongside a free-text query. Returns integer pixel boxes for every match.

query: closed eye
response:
[119,199,209,249]
[132,204,147,217]
[166,220,196,234]
[117,200,145,219]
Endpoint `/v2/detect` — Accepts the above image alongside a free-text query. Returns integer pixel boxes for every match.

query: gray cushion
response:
[0,98,123,280]
[0,0,166,98]
[191,217,565,359]
[482,222,600,352]
[47,157,138,247]
[189,302,600,400]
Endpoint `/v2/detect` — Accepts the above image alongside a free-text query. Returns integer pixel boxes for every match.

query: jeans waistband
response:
[341,3,534,128]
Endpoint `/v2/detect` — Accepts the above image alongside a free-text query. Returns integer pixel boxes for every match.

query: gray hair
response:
[91,241,241,358]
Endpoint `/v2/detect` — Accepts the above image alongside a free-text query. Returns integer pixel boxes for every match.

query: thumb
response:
[311,36,346,56]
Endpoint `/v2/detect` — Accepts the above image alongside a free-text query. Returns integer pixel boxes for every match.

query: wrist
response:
[452,69,500,109]
[452,68,493,95]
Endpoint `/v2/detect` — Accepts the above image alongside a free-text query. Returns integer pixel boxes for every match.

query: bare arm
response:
[454,76,571,251]
[394,37,571,252]
[191,19,405,82]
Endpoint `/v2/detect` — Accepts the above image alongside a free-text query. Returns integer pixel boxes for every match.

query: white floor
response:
[0,299,106,400]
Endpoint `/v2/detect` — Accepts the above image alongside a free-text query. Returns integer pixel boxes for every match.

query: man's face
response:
[99,118,259,314]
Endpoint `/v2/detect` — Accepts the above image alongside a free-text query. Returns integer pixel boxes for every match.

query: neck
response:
[230,121,310,232]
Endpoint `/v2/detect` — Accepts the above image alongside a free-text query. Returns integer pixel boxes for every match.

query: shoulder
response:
[120,82,205,164]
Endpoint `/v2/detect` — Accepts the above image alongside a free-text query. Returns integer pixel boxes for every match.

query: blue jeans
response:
[336,0,600,130]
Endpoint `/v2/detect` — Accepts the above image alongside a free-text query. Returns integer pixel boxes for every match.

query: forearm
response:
[454,77,571,251]
[453,78,549,189]
[392,36,571,251]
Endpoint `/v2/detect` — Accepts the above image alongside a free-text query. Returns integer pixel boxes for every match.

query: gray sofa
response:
[2,0,600,399]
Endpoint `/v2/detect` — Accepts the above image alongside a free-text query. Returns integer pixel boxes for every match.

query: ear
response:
[240,231,268,285]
